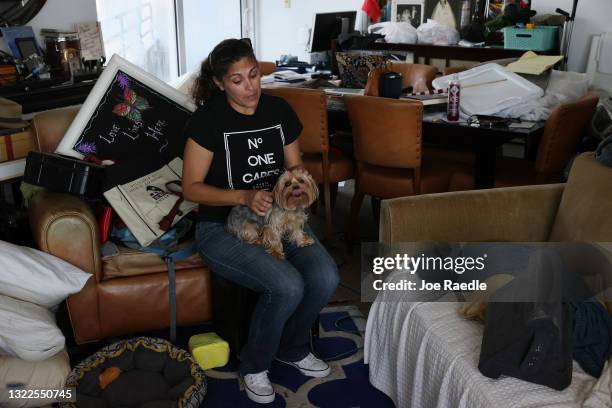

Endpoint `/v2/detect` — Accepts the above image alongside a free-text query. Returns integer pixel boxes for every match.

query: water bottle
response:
[447,74,461,122]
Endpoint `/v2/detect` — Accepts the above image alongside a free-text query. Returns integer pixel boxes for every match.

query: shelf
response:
[0,158,26,182]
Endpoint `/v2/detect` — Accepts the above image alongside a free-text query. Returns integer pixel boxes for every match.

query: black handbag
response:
[23,151,104,199]
[479,300,573,390]
[478,245,598,390]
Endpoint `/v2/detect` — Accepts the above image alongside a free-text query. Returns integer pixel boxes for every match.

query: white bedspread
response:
[364,293,612,407]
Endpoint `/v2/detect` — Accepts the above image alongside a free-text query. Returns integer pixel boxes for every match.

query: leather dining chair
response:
[365,62,475,165]
[263,87,354,241]
[364,62,438,96]
[343,95,467,244]
[259,61,277,76]
[450,93,600,190]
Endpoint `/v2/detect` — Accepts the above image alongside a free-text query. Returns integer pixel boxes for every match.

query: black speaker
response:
[379,71,403,99]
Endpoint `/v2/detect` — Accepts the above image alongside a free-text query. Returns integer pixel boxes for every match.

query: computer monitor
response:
[308,11,357,53]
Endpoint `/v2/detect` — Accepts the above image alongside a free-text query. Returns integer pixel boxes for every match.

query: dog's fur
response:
[227,168,319,259]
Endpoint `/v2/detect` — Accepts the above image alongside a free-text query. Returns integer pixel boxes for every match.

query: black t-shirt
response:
[184,93,303,222]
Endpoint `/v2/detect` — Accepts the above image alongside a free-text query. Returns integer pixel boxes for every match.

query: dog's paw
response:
[298,234,315,247]
[268,247,286,260]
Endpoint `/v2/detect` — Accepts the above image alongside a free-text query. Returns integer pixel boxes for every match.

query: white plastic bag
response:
[546,69,589,102]
[416,19,460,46]
[368,22,417,44]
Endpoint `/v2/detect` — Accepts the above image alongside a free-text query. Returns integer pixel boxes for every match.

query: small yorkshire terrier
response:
[227,168,319,259]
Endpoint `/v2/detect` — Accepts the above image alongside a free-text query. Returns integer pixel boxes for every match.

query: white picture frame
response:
[391,0,425,29]
[55,54,197,159]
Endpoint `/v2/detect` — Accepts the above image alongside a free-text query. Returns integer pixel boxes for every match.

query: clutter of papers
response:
[507,51,564,75]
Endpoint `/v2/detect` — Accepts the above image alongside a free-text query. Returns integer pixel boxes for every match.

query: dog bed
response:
[59,337,206,408]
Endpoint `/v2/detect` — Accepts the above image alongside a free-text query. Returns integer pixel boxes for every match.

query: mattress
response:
[364,272,612,408]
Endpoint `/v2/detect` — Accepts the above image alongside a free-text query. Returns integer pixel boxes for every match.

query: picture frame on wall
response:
[424,0,466,30]
[486,0,506,19]
[391,0,425,29]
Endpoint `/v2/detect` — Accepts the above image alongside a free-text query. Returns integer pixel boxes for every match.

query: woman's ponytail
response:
[192,57,221,106]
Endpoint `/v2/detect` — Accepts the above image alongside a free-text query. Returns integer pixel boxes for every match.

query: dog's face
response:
[273,169,318,211]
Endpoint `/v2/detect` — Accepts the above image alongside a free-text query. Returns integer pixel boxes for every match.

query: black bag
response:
[0,201,33,246]
[23,151,104,198]
[479,301,573,390]
[478,245,597,390]
[339,33,384,50]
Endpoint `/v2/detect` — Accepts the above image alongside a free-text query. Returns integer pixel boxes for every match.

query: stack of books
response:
[401,89,448,106]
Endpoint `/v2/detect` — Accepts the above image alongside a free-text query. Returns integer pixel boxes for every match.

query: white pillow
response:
[0,295,65,361]
[0,349,70,408]
[0,240,91,308]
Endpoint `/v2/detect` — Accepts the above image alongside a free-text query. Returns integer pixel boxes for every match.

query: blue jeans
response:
[195,221,339,375]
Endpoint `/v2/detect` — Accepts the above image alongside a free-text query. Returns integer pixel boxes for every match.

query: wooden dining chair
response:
[449,93,600,190]
[259,61,276,76]
[262,87,354,241]
[365,62,475,168]
[343,95,468,244]
[364,62,438,96]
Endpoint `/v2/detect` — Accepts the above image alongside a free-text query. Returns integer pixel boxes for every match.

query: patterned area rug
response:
[202,305,395,407]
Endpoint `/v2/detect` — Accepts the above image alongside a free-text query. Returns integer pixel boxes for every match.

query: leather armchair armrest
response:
[380,184,565,243]
[29,191,102,281]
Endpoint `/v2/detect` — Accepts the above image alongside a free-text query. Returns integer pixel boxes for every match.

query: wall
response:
[254,0,367,63]
[28,0,98,32]
[255,0,611,72]
[532,0,612,72]
[0,0,97,54]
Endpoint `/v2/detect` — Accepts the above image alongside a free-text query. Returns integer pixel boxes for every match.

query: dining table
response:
[326,94,545,189]
[264,78,546,189]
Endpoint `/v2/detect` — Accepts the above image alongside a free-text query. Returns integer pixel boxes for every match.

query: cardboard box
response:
[0,128,36,163]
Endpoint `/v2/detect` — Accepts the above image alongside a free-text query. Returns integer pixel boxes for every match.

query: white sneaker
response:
[277,353,331,378]
[242,371,275,404]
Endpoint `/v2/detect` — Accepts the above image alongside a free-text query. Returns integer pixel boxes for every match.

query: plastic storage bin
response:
[503,26,558,51]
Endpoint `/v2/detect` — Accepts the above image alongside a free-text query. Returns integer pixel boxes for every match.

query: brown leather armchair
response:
[364,62,438,96]
[28,107,212,344]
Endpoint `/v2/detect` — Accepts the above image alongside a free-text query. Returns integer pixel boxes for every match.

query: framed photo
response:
[392,0,425,29]
[55,54,197,186]
[56,54,196,160]
[424,0,465,30]
[486,0,505,19]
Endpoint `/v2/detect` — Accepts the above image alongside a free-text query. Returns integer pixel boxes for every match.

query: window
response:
[96,0,179,82]
[96,0,248,82]
[178,0,243,75]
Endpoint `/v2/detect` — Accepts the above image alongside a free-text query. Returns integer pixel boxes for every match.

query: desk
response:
[267,81,546,189]
[0,80,96,114]
[421,114,544,188]
[342,42,559,71]
[325,95,545,189]
[0,80,95,180]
